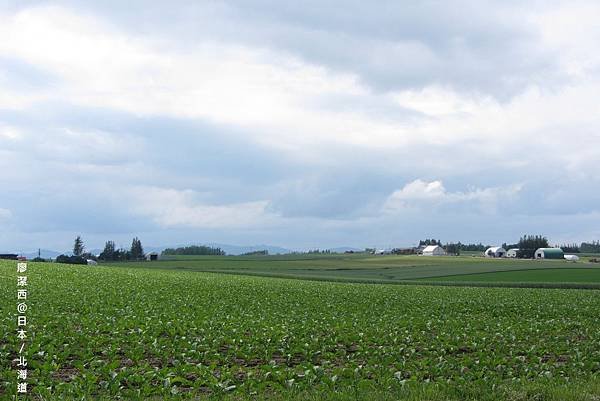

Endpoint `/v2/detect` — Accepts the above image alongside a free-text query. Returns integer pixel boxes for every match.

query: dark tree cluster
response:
[130,237,145,260]
[290,249,332,255]
[73,235,84,256]
[307,249,332,254]
[162,245,225,256]
[55,236,146,264]
[99,237,145,261]
[444,243,461,256]
[241,250,269,256]
[56,235,97,264]
[420,240,487,252]
[517,235,549,258]
[558,243,580,253]
[55,255,87,264]
[391,248,417,255]
[581,241,600,253]
[457,243,489,252]
[419,239,442,246]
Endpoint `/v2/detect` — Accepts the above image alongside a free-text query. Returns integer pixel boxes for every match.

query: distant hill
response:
[202,243,293,255]
[329,247,363,253]
[15,244,363,259]
[19,249,63,259]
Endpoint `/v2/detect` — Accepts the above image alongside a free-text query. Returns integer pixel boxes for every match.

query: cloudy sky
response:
[1,1,600,252]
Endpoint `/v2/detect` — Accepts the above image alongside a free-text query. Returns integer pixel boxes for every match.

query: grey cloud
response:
[37,0,564,99]
[1,2,600,252]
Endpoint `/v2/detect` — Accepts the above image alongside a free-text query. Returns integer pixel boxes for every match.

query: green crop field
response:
[427,268,600,283]
[1,259,600,400]
[113,254,600,289]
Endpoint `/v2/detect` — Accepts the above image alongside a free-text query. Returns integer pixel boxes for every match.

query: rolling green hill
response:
[1,260,600,400]
[112,254,600,288]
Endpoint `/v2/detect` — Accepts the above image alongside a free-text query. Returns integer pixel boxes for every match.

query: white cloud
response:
[0,125,23,140]
[0,208,12,220]
[533,2,600,78]
[32,128,146,165]
[383,179,523,214]
[0,6,391,149]
[392,86,493,117]
[1,3,600,249]
[2,4,600,158]
[125,186,275,229]
[387,180,447,201]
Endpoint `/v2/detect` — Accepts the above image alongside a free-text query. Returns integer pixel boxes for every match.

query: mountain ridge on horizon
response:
[14,243,365,258]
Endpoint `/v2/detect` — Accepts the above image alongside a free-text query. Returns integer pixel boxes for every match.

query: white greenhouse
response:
[507,248,519,258]
[484,247,506,258]
[421,245,446,256]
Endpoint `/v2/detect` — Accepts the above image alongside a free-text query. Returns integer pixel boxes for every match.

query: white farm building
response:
[485,247,506,258]
[421,245,445,256]
[507,248,519,258]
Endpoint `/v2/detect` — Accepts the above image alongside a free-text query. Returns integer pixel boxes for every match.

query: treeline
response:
[443,242,489,253]
[557,243,580,253]
[417,234,553,258]
[418,239,443,246]
[99,237,145,261]
[444,243,461,256]
[419,239,488,252]
[514,235,549,258]
[54,236,146,264]
[581,241,600,253]
[507,239,600,254]
[552,241,600,254]
[162,245,225,256]
[456,243,488,252]
[241,250,269,256]
[289,249,333,255]
[432,235,600,258]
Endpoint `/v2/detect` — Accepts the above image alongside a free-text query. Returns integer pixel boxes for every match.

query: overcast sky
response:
[1,1,600,252]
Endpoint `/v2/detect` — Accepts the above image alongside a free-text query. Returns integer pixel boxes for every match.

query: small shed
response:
[485,247,506,258]
[146,252,159,261]
[422,245,445,256]
[534,248,564,260]
[507,248,519,258]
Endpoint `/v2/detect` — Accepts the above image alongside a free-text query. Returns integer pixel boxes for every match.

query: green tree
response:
[444,243,461,256]
[130,237,144,260]
[581,241,600,252]
[99,241,116,261]
[161,245,225,256]
[73,235,84,257]
[517,235,549,258]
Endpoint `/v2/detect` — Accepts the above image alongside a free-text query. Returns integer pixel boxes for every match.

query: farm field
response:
[1,260,600,400]
[427,268,600,283]
[114,254,600,288]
